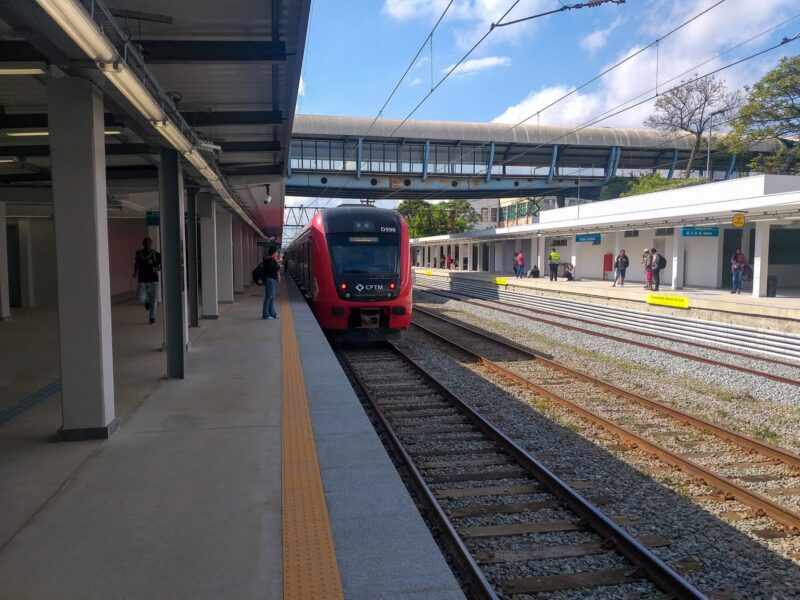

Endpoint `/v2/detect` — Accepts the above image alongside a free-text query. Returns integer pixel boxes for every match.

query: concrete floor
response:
[0,292,282,599]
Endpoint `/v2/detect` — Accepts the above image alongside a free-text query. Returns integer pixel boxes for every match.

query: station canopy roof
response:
[0,0,310,237]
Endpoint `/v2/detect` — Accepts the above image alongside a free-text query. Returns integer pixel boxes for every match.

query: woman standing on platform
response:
[642,248,654,291]
[612,249,629,287]
[730,248,748,294]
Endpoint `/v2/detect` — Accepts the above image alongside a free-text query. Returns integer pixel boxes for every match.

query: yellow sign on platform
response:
[647,292,690,309]
[495,277,509,286]
[732,212,746,228]
[422,269,433,276]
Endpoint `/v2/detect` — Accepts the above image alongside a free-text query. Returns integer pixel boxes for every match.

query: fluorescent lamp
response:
[3,130,122,137]
[100,62,166,122]
[34,0,116,62]
[0,158,17,164]
[154,120,192,154]
[0,67,46,76]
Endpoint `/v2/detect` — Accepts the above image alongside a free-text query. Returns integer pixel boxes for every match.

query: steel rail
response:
[415,275,800,365]
[410,311,800,532]
[339,348,498,600]
[416,286,800,387]
[340,344,708,600]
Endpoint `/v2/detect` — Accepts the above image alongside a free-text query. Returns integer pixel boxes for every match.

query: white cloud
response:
[493,85,602,126]
[383,0,552,51]
[494,0,796,129]
[409,76,424,86]
[580,16,623,55]
[298,76,306,97]
[445,55,511,76]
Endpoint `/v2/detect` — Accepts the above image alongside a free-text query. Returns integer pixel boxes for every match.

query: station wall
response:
[109,221,148,298]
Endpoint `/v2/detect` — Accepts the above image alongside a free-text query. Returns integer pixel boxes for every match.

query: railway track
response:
[414,285,800,388]
[339,343,707,599]
[414,274,800,366]
[411,306,800,539]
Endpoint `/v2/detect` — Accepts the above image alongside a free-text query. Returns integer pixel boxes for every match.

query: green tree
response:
[645,75,742,178]
[619,173,704,197]
[396,199,478,238]
[599,177,632,200]
[726,56,800,174]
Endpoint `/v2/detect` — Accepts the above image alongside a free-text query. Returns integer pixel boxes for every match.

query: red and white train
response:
[284,205,412,338]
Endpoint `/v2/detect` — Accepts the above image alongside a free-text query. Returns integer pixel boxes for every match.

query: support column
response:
[48,77,116,439]
[17,219,36,307]
[0,202,10,320]
[199,194,219,318]
[216,207,235,303]
[186,187,200,328]
[671,229,685,290]
[752,221,771,298]
[233,220,244,294]
[537,237,546,272]
[159,149,188,379]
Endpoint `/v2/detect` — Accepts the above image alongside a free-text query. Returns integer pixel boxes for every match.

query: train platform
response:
[0,282,463,600]
[414,268,800,333]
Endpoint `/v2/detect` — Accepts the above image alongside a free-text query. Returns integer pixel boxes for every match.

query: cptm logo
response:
[355,283,383,292]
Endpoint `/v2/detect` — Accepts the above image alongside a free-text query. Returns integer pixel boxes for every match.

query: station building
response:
[412,174,800,298]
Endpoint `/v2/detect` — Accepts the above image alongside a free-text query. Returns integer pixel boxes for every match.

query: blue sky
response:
[297,0,798,127]
[288,0,799,209]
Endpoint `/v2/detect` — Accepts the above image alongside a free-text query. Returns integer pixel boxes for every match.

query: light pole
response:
[706,109,725,181]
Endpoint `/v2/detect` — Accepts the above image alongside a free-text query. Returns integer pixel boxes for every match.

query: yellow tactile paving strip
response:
[280,284,345,600]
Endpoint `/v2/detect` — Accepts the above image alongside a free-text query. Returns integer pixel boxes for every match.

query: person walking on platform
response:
[730,248,748,294]
[255,246,280,320]
[612,249,629,287]
[650,247,666,292]
[547,247,561,281]
[133,236,161,324]
[514,250,525,278]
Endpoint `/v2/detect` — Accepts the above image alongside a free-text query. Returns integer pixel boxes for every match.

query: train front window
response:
[328,233,399,275]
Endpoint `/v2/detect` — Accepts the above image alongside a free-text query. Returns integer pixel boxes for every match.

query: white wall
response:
[684,235,722,287]
[574,234,615,280]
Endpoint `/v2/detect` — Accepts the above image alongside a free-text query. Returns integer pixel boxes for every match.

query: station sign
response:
[576,233,601,245]
[495,276,509,286]
[681,226,719,237]
[732,213,746,228]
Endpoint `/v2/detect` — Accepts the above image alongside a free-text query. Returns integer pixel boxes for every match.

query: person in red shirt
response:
[446,255,454,270]
[514,250,525,278]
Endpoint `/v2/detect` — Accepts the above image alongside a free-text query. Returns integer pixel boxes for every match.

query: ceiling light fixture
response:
[34,0,116,62]
[0,158,18,164]
[3,129,123,137]
[0,67,46,76]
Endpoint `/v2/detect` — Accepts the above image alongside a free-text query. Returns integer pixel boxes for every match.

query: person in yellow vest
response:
[547,248,561,281]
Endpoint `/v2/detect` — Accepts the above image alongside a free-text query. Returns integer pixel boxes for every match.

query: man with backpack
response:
[253,247,280,320]
[650,247,667,291]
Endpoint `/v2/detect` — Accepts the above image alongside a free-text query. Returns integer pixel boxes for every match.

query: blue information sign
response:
[576,233,601,245]
[681,226,719,237]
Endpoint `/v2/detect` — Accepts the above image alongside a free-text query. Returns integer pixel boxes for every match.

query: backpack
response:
[656,253,667,270]
[252,263,265,285]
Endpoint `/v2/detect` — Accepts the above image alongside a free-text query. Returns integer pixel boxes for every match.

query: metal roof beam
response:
[0,141,281,158]
[183,110,284,127]
[0,40,287,63]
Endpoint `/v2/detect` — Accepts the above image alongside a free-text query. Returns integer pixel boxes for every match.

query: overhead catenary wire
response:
[363,0,455,140]
[500,31,800,167]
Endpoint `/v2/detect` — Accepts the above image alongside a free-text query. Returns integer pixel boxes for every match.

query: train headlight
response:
[388,281,396,290]
[339,282,348,291]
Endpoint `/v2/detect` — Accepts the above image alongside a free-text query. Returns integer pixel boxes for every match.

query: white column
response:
[0,202,10,320]
[537,237,546,271]
[752,221,771,298]
[466,244,473,271]
[671,229,685,290]
[17,219,36,307]
[216,207,235,303]
[232,220,244,293]
[48,77,116,439]
[199,193,219,318]
[569,236,577,269]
